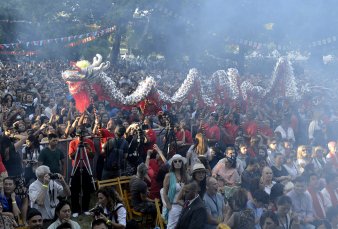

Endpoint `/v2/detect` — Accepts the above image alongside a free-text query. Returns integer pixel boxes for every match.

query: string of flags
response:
[0,26,116,50]
[0,19,34,24]
[0,50,38,56]
[234,36,337,51]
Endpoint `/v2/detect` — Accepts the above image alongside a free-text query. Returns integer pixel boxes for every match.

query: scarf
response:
[326,185,338,207]
[308,188,325,219]
[164,172,178,221]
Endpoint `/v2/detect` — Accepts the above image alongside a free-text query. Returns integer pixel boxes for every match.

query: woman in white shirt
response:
[95,187,127,228]
[47,201,81,229]
[186,133,212,173]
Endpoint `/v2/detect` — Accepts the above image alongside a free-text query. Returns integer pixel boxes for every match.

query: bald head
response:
[184,182,199,200]
[206,177,218,195]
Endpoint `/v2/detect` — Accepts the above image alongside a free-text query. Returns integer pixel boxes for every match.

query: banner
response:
[0,26,116,50]
[0,50,38,56]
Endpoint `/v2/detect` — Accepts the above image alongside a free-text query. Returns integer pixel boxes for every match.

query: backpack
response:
[104,138,127,171]
[113,204,139,229]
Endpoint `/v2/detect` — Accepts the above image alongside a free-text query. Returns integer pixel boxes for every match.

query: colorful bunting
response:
[0,26,115,50]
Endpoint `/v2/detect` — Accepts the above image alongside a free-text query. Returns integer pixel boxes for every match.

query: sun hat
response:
[192,163,206,173]
[168,154,187,165]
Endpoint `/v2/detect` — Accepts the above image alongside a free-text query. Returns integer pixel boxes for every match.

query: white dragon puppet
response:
[62,54,301,113]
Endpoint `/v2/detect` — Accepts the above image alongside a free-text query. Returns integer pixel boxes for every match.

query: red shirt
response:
[224,122,239,143]
[205,124,221,141]
[260,126,274,138]
[148,159,162,199]
[327,152,338,169]
[68,138,95,167]
[99,128,115,153]
[143,129,157,154]
[243,121,258,137]
[175,130,193,144]
[0,155,6,173]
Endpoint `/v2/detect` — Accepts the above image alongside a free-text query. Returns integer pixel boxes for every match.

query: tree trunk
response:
[111,25,122,66]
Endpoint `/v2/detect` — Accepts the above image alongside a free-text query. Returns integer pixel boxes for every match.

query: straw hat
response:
[168,154,187,165]
[192,163,206,173]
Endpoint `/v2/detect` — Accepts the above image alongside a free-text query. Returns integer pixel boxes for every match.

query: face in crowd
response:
[28,215,43,229]
[3,178,15,195]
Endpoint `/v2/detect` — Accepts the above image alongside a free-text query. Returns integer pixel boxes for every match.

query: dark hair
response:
[260,211,279,228]
[268,137,277,145]
[198,156,211,172]
[54,201,71,221]
[247,158,258,166]
[239,143,247,148]
[232,188,248,210]
[156,164,170,184]
[270,183,284,202]
[252,189,269,205]
[92,218,108,229]
[114,125,126,137]
[192,173,206,197]
[27,208,42,220]
[2,94,13,106]
[97,187,122,211]
[276,195,292,206]
[47,133,58,140]
[56,222,72,229]
[0,136,13,154]
[3,176,15,184]
[27,134,40,149]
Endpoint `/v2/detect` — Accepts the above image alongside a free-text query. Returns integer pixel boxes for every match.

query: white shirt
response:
[274,125,295,142]
[47,219,81,229]
[111,203,127,226]
[44,104,57,119]
[29,179,65,219]
[321,187,338,209]
[308,120,321,140]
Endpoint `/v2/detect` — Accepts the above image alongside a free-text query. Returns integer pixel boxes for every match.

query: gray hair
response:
[137,163,148,178]
[35,165,50,178]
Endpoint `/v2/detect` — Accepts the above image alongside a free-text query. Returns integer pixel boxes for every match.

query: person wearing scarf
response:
[307,173,326,219]
[321,173,338,208]
[162,154,188,229]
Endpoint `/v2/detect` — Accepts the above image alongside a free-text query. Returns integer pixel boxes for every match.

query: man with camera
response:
[125,120,156,169]
[68,128,95,217]
[29,165,71,228]
[101,125,128,179]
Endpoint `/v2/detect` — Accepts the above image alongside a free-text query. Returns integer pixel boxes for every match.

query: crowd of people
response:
[0,58,338,229]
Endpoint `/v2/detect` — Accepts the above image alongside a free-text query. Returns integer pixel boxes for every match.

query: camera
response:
[49,173,59,180]
[159,111,176,129]
[89,206,104,216]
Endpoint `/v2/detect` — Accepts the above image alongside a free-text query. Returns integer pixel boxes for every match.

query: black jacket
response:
[175,196,207,229]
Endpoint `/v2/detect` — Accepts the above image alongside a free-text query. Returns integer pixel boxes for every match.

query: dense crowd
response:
[0,58,338,229]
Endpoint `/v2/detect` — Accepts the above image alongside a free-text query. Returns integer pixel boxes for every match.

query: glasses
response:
[173,160,182,164]
[271,142,277,145]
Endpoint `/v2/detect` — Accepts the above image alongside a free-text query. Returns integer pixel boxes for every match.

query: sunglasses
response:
[173,160,182,164]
